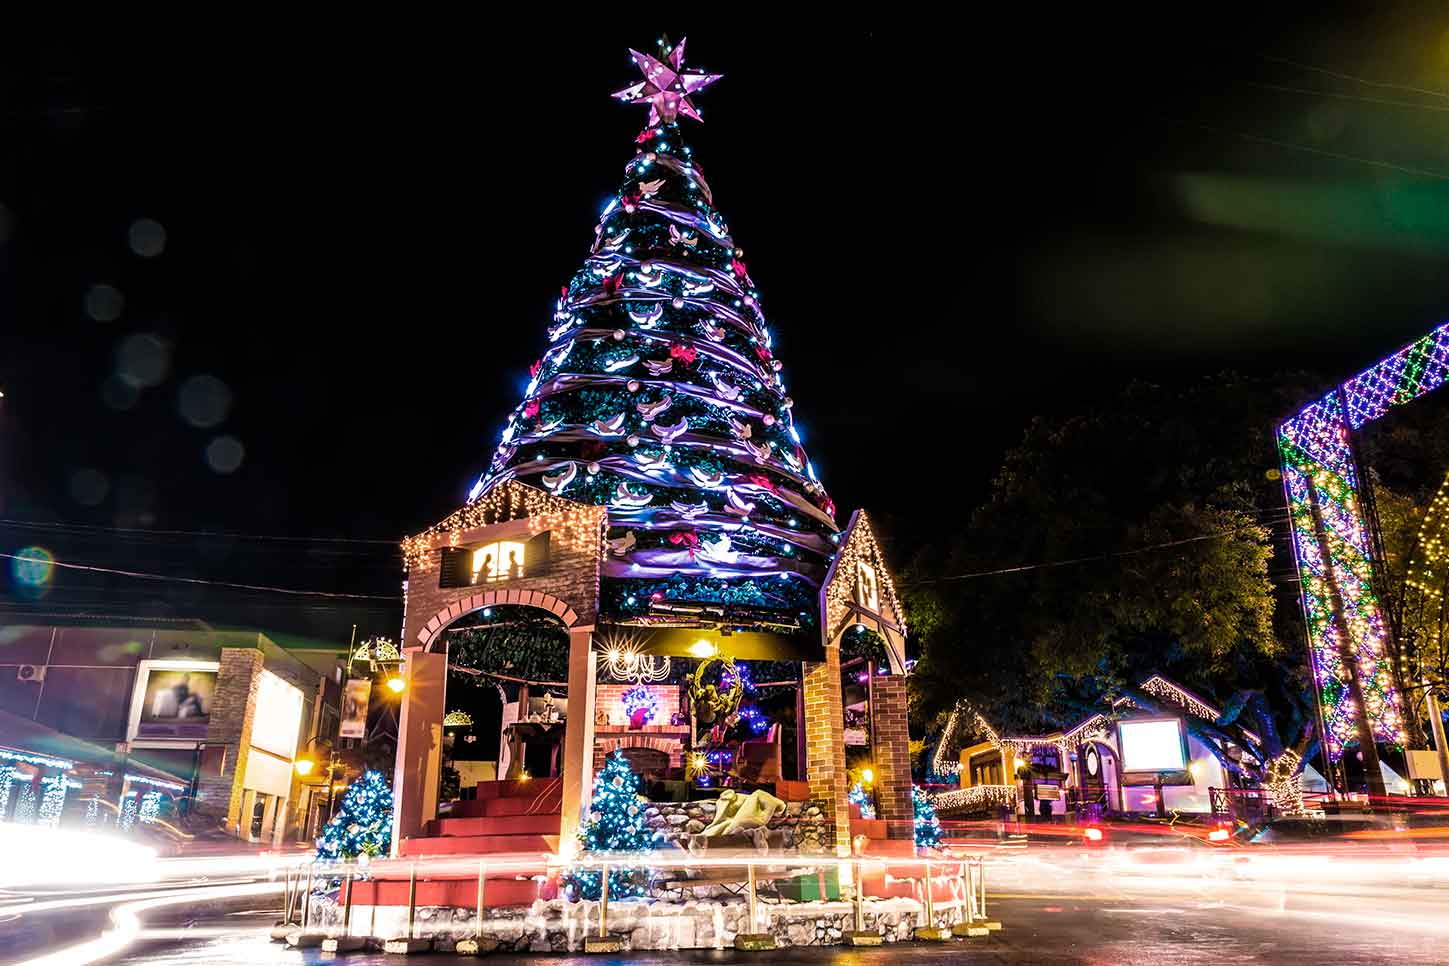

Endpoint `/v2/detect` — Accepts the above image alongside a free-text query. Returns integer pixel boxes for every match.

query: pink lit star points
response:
[612,37,722,126]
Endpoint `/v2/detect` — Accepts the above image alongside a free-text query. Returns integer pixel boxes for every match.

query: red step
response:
[428,814,560,837]
[476,778,562,799]
[850,818,888,840]
[352,875,540,908]
[448,795,560,818]
[400,833,555,856]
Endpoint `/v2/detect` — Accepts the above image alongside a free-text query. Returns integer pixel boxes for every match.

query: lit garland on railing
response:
[0,764,13,820]
[0,747,73,770]
[13,783,37,824]
[1275,324,1449,756]
[37,775,73,827]
[119,792,138,832]
[125,773,187,793]
[138,790,163,825]
[930,784,1017,814]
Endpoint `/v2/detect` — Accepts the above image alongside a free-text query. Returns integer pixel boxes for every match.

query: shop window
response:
[969,752,1002,786]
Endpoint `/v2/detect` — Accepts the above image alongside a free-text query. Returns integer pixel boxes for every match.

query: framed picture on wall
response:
[128,659,220,741]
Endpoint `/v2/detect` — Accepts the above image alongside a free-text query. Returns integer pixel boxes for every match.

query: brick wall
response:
[195,648,263,830]
[869,675,913,840]
[403,512,605,651]
[801,642,849,854]
[592,727,690,774]
[593,683,683,729]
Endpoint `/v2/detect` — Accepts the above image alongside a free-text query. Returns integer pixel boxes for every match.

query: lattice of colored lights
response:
[1274,325,1449,757]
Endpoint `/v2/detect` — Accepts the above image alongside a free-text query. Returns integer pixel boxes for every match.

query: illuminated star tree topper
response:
[612,36,722,125]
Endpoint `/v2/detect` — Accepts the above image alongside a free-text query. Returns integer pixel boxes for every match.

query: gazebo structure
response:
[387,40,913,872]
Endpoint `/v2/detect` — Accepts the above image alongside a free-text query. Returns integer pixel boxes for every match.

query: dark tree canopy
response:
[907,373,1320,740]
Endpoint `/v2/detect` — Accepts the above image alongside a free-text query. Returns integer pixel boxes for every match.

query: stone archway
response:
[415,589,582,652]
[393,592,598,856]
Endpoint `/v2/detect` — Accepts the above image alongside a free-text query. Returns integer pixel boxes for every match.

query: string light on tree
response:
[420,38,840,633]
[912,784,944,850]
[316,770,393,862]
[570,750,653,900]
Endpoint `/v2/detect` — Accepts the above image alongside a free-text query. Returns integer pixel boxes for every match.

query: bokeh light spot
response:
[127,218,167,258]
[69,468,111,507]
[85,284,125,322]
[102,376,140,411]
[178,374,233,428]
[11,546,55,598]
[115,333,171,389]
[205,435,245,474]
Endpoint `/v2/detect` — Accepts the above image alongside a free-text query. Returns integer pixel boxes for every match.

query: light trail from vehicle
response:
[13,881,282,966]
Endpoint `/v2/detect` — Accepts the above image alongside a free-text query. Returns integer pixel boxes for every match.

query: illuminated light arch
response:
[1278,321,1449,758]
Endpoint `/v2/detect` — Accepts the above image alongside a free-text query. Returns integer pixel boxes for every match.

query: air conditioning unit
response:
[17,664,46,683]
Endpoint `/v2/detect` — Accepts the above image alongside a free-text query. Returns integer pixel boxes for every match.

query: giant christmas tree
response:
[469,39,837,635]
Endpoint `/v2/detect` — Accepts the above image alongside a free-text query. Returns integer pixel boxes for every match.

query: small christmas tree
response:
[571,750,652,900]
[912,785,943,850]
[316,770,393,861]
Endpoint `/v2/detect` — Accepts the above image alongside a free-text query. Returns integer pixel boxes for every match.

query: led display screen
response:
[1118,718,1187,773]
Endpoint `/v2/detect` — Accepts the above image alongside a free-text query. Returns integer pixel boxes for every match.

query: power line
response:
[1164,117,1449,182]
[0,517,399,545]
[0,550,398,600]
[1254,52,1449,101]
[903,524,1274,585]
[1241,79,1449,112]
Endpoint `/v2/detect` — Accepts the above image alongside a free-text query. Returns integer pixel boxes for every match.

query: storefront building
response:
[0,618,345,844]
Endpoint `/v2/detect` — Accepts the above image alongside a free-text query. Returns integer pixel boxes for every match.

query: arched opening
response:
[438,605,571,797]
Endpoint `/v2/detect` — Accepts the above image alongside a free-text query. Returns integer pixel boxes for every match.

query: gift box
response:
[776,867,840,901]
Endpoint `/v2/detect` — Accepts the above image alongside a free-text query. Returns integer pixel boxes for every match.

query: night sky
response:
[2,14,1447,643]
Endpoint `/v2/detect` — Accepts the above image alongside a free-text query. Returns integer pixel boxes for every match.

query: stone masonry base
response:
[308,895,961,952]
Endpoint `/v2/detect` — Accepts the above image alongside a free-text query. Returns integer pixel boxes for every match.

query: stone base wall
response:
[312,896,956,952]
[643,798,828,852]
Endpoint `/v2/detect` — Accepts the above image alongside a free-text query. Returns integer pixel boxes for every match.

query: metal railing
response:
[274,848,995,948]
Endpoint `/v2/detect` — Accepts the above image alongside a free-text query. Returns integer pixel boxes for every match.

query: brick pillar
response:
[196,648,264,833]
[870,675,913,840]
[391,648,447,855]
[802,641,850,854]
[559,628,596,853]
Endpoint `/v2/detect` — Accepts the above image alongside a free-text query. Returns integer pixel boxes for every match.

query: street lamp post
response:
[295,738,342,832]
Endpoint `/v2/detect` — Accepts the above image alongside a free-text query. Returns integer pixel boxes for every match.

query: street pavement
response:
[8,840,1448,965]
[107,893,1447,965]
